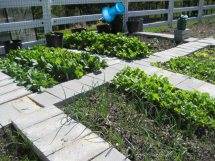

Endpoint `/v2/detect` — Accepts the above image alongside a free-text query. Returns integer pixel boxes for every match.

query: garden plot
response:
[155,47,215,85]
[0,126,40,161]
[134,34,178,53]
[64,31,152,60]
[60,67,215,161]
[0,46,106,92]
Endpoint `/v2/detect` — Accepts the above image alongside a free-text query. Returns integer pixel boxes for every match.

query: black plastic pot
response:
[127,19,143,33]
[110,15,123,34]
[71,27,86,33]
[4,40,22,54]
[96,23,111,33]
[46,32,63,48]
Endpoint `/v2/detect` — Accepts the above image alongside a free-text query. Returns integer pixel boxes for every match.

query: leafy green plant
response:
[155,48,215,84]
[0,59,57,92]
[112,67,215,129]
[64,31,151,60]
[8,46,107,82]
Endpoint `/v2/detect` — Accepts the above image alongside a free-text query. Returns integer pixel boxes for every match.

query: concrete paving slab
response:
[0,83,21,95]
[13,106,63,130]
[28,92,62,107]
[0,78,14,87]
[33,120,92,156]
[22,113,68,141]
[47,133,111,161]
[0,72,10,81]
[46,85,77,100]
[0,88,30,105]
[0,102,20,127]
[175,78,205,91]
[197,83,215,98]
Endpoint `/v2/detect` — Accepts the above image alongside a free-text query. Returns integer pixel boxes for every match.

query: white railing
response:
[0,0,215,54]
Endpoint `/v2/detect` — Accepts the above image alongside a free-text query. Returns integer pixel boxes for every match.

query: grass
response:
[0,126,40,161]
[61,84,215,161]
[155,47,215,85]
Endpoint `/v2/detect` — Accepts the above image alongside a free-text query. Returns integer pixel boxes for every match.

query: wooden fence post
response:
[123,0,129,32]
[198,0,204,20]
[168,0,174,27]
[42,0,52,34]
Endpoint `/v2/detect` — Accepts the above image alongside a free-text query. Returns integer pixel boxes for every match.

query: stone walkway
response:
[1,37,215,161]
[0,72,31,105]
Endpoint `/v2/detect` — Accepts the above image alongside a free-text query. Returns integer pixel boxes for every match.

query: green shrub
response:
[8,46,107,82]
[64,31,151,60]
[113,67,215,129]
[0,59,57,92]
[155,48,215,84]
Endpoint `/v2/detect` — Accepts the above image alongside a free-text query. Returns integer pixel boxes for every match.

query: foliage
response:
[64,31,151,60]
[0,126,39,161]
[155,48,215,84]
[0,59,57,92]
[112,67,215,129]
[8,46,107,82]
[62,85,215,161]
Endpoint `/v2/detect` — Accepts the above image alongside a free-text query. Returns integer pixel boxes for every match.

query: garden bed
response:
[144,17,215,38]
[60,67,215,161]
[0,126,40,161]
[64,31,152,60]
[155,47,215,85]
[134,35,177,52]
[0,46,106,92]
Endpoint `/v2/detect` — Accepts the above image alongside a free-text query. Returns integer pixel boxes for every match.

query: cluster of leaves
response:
[0,59,57,92]
[155,48,215,84]
[64,31,151,60]
[8,46,107,82]
[112,67,215,129]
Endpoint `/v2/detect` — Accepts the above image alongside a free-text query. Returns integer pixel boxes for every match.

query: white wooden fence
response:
[0,0,215,54]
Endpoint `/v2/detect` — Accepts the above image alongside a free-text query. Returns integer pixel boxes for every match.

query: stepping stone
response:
[77,75,105,87]
[0,72,10,81]
[0,102,20,127]
[46,85,77,100]
[175,78,205,91]
[0,83,21,95]
[91,148,130,161]
[12,106,130,161]
[87,69,118,83]
[197,83,215,98]
[0,78,14,87]
[161,71,189,85]
[62,80,94,94]
[33,120,92,156]
[28,92,62,107]
[0,88,30,105]
[13,106,63,130]
[22,113,68,141]
[10,96,41,114]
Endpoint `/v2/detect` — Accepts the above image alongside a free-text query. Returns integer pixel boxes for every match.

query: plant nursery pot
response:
[71,27,86,33]
[96,23,111,33]
[4,40,22,54]
[46,32,63,48]
[110,15,123,34]
[127,19,143,33]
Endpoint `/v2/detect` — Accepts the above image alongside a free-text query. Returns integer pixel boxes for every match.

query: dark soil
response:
[136,35,177,52]
[61,85,215,161]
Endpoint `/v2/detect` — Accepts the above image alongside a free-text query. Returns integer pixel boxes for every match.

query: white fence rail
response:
[0,0,215,53]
